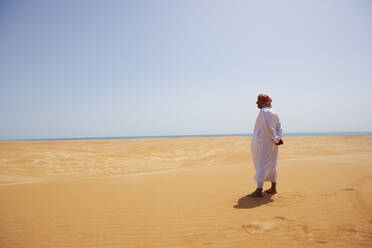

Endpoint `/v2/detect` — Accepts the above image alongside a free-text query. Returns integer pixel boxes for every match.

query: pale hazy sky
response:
[1,0,371,139]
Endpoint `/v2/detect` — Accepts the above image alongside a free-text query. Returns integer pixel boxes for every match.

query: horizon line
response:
[1,131,372,142]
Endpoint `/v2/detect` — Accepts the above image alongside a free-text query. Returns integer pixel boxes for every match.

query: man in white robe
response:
[248,94,283,197]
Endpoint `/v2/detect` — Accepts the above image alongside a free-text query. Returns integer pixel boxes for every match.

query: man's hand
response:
[276,139,283,145]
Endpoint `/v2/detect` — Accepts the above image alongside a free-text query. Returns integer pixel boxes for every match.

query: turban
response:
[256,94,272,104]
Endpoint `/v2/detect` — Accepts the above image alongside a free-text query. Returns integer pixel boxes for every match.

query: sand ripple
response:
[0,137,250,185]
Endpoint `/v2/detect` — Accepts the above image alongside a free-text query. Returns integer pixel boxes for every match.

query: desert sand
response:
[0,136,371,247]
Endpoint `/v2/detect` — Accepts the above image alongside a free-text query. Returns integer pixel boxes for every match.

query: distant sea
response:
[2,132,372,142]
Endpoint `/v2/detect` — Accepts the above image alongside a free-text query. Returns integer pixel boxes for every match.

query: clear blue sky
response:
[1,0,371,139]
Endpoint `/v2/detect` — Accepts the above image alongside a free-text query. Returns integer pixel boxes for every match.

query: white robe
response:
[251,107,282,183]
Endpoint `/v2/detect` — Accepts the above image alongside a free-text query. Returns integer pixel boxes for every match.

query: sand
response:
[0,136,371,247]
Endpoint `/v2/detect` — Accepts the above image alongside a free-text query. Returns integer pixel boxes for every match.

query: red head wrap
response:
[256,94,272,104]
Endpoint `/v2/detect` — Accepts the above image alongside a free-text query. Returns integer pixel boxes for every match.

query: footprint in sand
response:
[271,192,303,207]
[273,216,314,241]
[241,221,274,234]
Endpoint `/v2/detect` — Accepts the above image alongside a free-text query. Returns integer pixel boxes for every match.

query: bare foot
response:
[264,188,277,194]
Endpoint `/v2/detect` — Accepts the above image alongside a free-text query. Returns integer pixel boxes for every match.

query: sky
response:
[0,0,371,139]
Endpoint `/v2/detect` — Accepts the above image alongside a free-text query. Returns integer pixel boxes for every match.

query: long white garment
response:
[251,107,283,183]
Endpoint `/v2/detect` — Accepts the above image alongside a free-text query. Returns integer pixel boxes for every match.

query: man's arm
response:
[275,118,283,145]
[261,111,281,144]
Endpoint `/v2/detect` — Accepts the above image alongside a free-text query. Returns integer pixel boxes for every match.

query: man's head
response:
[256,94,272,109]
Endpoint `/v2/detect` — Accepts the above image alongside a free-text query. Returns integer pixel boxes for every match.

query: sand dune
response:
[0,136,371,247]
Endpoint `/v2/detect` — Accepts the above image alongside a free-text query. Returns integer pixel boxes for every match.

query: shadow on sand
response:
[234,193,274,209]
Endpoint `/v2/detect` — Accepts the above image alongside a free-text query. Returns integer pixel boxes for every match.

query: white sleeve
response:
[275,117,283,141]
[262,111,281,144]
